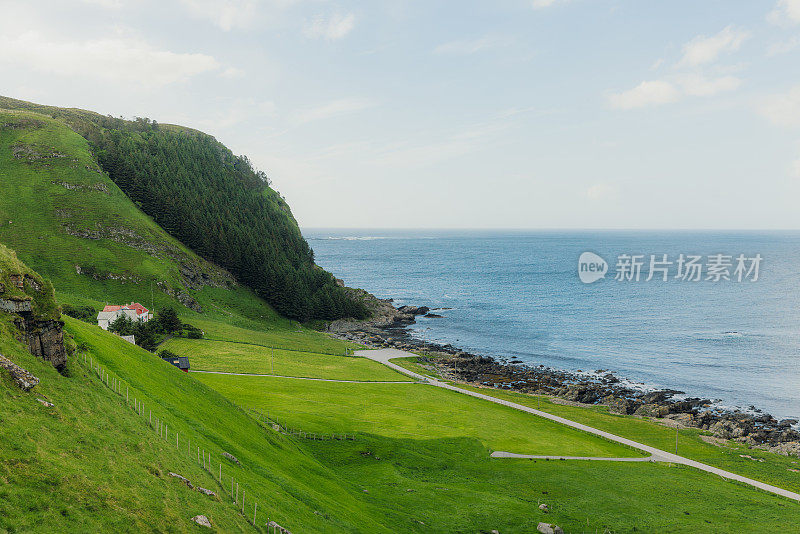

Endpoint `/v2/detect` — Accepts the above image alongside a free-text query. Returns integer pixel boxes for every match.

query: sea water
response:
[305,229,800,420]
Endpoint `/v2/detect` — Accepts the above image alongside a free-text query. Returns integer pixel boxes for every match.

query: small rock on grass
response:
[169,472,193,489]
[36,398,54,407]
[537,523,564,534]
[222,451,240,465]
[197,487,216,497]
[538,503,549,512]
[192,515,212,528]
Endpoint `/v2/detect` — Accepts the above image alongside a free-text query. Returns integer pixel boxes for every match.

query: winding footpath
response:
[357,348,800,503]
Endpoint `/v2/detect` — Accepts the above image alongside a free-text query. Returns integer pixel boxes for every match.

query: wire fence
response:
[242,406,357,442]
[79,352,295,533]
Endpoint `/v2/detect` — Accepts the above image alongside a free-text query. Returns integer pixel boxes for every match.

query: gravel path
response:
[358,348,800,503]
[491,451,656,461]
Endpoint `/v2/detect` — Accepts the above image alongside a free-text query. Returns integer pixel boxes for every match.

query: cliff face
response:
[16,315,66,371]
[0,244,66,372]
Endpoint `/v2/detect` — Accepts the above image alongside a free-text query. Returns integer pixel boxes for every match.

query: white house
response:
[97,302,152,330]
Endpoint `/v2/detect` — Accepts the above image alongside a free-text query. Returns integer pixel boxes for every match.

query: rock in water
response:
[192,515,212,528]
[537,523,564,534]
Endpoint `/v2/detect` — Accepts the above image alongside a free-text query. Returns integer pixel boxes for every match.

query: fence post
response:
[242,490,245,513]
[177,432,179,449]
[236,482,239,504]
[219,463,222,482]
[254,502,257,525]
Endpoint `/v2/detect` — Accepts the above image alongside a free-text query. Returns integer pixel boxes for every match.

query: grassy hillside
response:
[0,108,230,313]
[0,105,338,341]
[0,96,365,322]
[0,320,258,532]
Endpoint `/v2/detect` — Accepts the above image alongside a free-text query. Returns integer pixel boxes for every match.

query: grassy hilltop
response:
[0,97,364,322]
[1,98,798,532]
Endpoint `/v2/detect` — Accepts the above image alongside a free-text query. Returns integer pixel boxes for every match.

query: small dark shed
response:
[162,355,190,372]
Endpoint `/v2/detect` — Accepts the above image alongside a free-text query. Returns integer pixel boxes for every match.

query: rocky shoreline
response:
[329,293,800,457]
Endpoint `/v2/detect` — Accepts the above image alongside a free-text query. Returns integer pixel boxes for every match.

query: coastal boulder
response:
[709,419,749,440]
[634,404,669,418]
[563,384,600,404]
[397,305,430,316]
[606,397,637,415]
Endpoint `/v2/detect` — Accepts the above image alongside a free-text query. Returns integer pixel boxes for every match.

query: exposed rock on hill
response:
[0,244,66,372]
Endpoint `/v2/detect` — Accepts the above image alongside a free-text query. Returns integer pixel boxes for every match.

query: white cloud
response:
[679,26,750,67]
[221,66,245,79]
[179,0,260,31]
[585,183,618,201]
[677,74,742,96]
[792,156,800,177]
[767,36,800,56]
[608,75,741,109]
[294,98,374,124]
[0,31,220,86]
[608,80,680,109]
[434,36,510,55]
[532,0,568,8]
[759,85,800,127]
[768,0,800,26]
[304,13,356,41]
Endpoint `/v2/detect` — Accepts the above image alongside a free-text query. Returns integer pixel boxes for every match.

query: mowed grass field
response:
[455,382,800,494]
[191,316,362,355]
[302,435,799,533]
[194,372,644,457]
[160,338,408,382]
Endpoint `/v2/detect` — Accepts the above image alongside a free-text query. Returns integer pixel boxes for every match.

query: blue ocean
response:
[305,230,800,420]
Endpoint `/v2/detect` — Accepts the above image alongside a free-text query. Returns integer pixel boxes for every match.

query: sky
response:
[2,1,800,229]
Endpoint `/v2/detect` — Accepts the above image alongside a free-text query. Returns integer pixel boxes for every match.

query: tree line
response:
[90,119,366,322]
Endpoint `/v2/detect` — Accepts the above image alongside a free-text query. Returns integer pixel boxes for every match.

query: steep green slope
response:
[0,108,232,315]
[0,322,258,532]
[0,96,365,322]
[64,317,396,533]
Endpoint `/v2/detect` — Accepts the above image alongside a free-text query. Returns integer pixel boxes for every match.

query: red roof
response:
[102,303,149,316]
[127,302,149,316]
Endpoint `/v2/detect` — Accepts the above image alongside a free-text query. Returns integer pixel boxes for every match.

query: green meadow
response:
[160,338,407,382]
[193,372,641,457]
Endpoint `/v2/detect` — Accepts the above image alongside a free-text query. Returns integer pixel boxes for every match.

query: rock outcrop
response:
[18,317,66,371]
[0,244,67,372]
[191,515,212,528]
[0,352,39,390]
